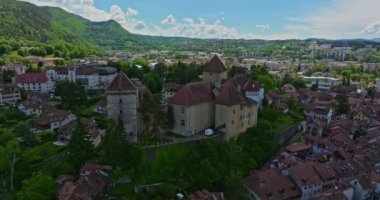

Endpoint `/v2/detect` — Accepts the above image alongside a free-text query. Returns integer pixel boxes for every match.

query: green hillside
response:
[0,0,144,50]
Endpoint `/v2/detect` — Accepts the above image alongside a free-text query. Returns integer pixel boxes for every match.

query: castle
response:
[168,55,260,139]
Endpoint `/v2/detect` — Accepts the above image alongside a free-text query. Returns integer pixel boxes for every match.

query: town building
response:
[303,76,342,90]
[15,72,54,93]
[233,75,264,109]
[106,71,151,142]
[244,168,301,200]
[0,64,26,75]
[281,83,296,93]
[0,84,20,106]
[162,83,183,104]
[304,101,333,124]
[57,172,108,200]
[34,110,77,131]
[46,66,117,90]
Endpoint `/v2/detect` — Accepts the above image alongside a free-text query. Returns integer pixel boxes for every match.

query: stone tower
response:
[202,55,228,88]
[106,71,140,142]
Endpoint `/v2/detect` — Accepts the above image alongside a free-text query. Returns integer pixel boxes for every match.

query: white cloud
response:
[126,8,138,18]
[21,0,111,21]
[153,17,237,38]
[255,24,270,31]
[184,18,194,24]
[20,0,149,33]
[161,15,176,25]
[286,0,380,39]
[361,21,380,34]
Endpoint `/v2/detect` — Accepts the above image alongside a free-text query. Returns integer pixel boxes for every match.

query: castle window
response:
[181,120,185,126]
[233,110,235,114]
[242,123,244,127]
[119,99,122,103]
[120,110,123,114]
[231,120,234,125]
[181,107,185,113]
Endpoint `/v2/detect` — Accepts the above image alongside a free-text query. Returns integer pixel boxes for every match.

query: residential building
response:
[57,172,108,200]
[244,168,301,200]
[162,83,183,104]
[188,189,225,200]
[18,100,57,116]
[281,83,296,93]
[15,72,54,93]
[46,66,118,90]
[202,55,227,88]
[233,75,264,108]
[94,100,107,115]
[0,84,20,106]
[18,100,42,116]
[80,163,112,177]
[106,71,151,142]
[34,110,77,131]
[304,101,333,124]
[288,162,323,200]
[214,80,258,139]
[0,64,26,75]
[303,76,342,90]
[364,63,380,72]
[168,82,215,137]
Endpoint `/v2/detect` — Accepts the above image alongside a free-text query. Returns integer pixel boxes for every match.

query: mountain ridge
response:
[0,0,145,50]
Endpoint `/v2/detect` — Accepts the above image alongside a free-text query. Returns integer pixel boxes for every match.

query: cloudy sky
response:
[21,0,380,40]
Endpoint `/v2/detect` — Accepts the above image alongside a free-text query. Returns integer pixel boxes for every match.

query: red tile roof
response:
[81,163,112,173]
[15,73,48,84]
[290,162,322,186]
[106,71,137,91]
[203,55,226,73]
[21,100,42,110]
[285,143,310,153]
[245,168,300,200]
[168,82,215,106]
[0,83,19,95]
[214,80,251,106]
[243,80,262,92]
[58,172,108,200]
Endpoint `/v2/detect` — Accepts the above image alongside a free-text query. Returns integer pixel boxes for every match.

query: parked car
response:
[204,129,214,136]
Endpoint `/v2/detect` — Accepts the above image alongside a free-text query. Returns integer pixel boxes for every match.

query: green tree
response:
[14,123,38,147]
[104,120,141,167]
[336,94,349,115]
[368,87,376,99]
[167,106,175,130]
[143,72,163,93]
[0,139,21,192]
[67,122,94,169]
[153,62,167,77]
[16,172,56,200]
[55,80,86,109]
[138,94,166,132]
[1,70,16,83]
[0,44,12,55]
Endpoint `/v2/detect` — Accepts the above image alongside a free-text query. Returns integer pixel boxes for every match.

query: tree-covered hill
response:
[0,0,145,50]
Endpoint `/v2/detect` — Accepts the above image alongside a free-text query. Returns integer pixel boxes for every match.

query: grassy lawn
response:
[109,183,135,197]
[260,108,295,134]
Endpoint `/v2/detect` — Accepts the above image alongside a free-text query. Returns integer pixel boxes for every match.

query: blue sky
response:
[22,0,380,39]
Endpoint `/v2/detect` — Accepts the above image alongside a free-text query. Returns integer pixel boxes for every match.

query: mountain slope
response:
[0,0,144,50]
